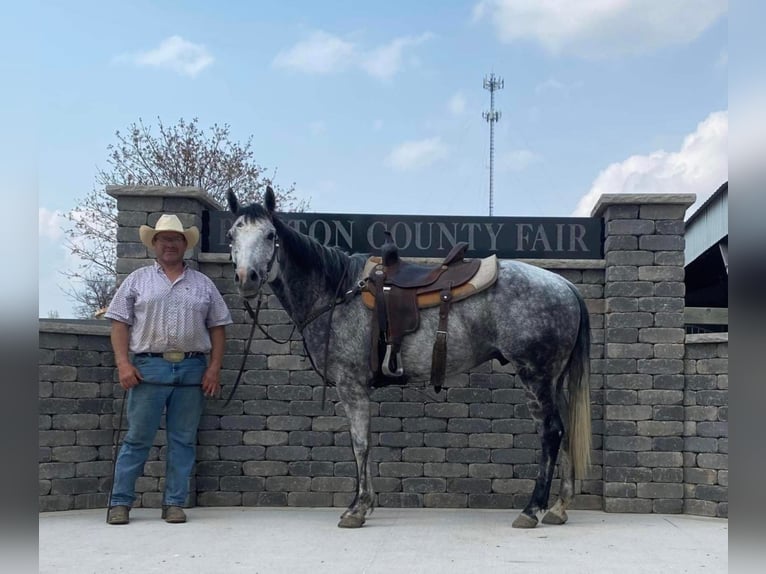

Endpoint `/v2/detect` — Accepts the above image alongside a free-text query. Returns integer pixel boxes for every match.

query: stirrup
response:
[382,345,404,377]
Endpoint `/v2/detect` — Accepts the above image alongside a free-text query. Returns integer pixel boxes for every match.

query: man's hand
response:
[117,362,143,390]
[201,366,221,398]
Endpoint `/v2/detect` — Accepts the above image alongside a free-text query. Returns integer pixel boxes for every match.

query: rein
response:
[223,245,365,407]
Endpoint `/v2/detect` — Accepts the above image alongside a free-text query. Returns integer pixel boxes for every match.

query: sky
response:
[12,1,731,318]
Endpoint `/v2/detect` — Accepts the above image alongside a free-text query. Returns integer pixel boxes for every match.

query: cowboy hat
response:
[139,214,199,250]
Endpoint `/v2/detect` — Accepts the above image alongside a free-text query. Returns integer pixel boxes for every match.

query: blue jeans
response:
[110,355,207,508]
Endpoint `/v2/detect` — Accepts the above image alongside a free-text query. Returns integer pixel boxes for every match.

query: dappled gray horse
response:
[226,187,591,529]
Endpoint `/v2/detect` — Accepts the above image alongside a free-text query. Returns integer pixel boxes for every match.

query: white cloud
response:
[498,149,542,172]
[448,92,467,115]
[116,35,213,77]
[573,110,728,217]
[39,208,64,240]
[273,31,356,75]
[360,33,433,80]
[273,30,432,79]
[386,137,448,171]
[473,0,727,58]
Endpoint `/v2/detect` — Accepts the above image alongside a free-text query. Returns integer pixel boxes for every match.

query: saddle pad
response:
[362,254,498,310]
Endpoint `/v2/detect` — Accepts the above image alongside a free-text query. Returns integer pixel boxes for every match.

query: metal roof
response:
[685,182,728,265]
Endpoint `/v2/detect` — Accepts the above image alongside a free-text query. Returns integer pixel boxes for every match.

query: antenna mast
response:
[482,73,504,216]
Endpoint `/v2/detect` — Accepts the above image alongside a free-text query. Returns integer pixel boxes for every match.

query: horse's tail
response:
[565,283,592,479]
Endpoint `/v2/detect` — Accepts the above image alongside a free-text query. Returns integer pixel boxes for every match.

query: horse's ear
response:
[227,188,239,213]
[264,185,276,214]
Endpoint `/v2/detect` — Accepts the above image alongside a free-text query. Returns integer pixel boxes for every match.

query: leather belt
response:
[135,352,204,363]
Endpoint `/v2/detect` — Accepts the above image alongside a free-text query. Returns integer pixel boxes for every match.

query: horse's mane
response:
[273,217,360,292]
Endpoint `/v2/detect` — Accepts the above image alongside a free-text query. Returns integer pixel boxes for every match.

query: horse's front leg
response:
[336,379,374,528]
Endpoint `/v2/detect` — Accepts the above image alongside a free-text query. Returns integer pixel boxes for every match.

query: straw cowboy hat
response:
[139,214,200,250]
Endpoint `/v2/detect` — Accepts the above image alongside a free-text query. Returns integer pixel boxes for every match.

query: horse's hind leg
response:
[512,374,564,529]
[336,380,374,528]
[542,392,573,525]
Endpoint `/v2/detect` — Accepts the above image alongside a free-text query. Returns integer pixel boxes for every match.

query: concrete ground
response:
[39,507,727,574]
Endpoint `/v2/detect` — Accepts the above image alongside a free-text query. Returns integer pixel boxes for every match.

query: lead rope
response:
[106,389,128,522]
[225,259,358,409]
[223,295,296,407]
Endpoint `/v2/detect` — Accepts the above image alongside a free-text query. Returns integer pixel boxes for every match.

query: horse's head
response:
[226,186,279,298]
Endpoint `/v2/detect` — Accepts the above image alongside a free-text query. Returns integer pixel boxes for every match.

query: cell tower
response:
[482,73,504,216]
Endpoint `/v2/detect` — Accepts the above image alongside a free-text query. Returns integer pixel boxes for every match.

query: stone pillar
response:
[106,185,222,285]
[593,194,695,513]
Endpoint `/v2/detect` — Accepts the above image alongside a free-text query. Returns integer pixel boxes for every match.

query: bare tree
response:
[61,273,117,319]
[63,117,307,316]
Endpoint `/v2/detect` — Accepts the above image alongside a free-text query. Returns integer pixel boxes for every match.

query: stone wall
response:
[38,186,727,517]
[39,321,115,511]
[683,334,728,518]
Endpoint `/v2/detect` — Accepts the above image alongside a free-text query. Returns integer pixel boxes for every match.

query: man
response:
[104,214,232,525]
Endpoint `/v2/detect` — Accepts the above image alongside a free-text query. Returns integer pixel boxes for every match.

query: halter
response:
[223,236,364,407]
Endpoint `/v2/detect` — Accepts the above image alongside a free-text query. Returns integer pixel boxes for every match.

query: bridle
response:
[223,235,365,407]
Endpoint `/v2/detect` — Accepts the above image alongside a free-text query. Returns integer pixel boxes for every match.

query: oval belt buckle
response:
[163,350,185,363]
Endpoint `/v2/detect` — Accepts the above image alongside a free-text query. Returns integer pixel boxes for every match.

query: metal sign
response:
[204,211,603,259]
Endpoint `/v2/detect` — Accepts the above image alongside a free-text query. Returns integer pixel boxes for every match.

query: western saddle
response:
[362,232,498,391]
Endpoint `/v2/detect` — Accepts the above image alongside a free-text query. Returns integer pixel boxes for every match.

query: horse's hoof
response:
[542,509,568,525]
[512,513,538,529]
[338,514,366,528]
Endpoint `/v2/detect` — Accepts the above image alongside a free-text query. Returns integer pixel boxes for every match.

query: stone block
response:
[639,235,684,251]
[605,281,653,297]
[607,343,653,359]
[605,358,637,374]
[605,421,637,436]
[423,462,468,478]
[242,492,286,507]
[697,453,729,470]
[605,405,652,420]
[638,266,684,282]
[606,374,652,390]
[606,313,653,328]
[265,415,312,431]
[447,418,491,433]
[636,421,683,436]
[446,448,490,464]
[378,493,423,508]
[654,282,685,297]
[638,297,684,313]
[637,359,683,375]
[447,478,491,493]
[604,435,652,451]
[605,250,654,266]
[424,433,468,448]
[491,449,537,464]
[604,235,638,251]
[39,365,78,383]
[402,477,447,494]
[607,220,655,235]
[604,498,652,513]
[653,374,685,389]
[402,447,446,463]
[654,344,685,358]
[242,460,288,476]
[468,463,515,479]
[424,403,468,418]
[638,328,685,344]
[378,462,423,478]
[652,405,684,421]
[219,476,266,491]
